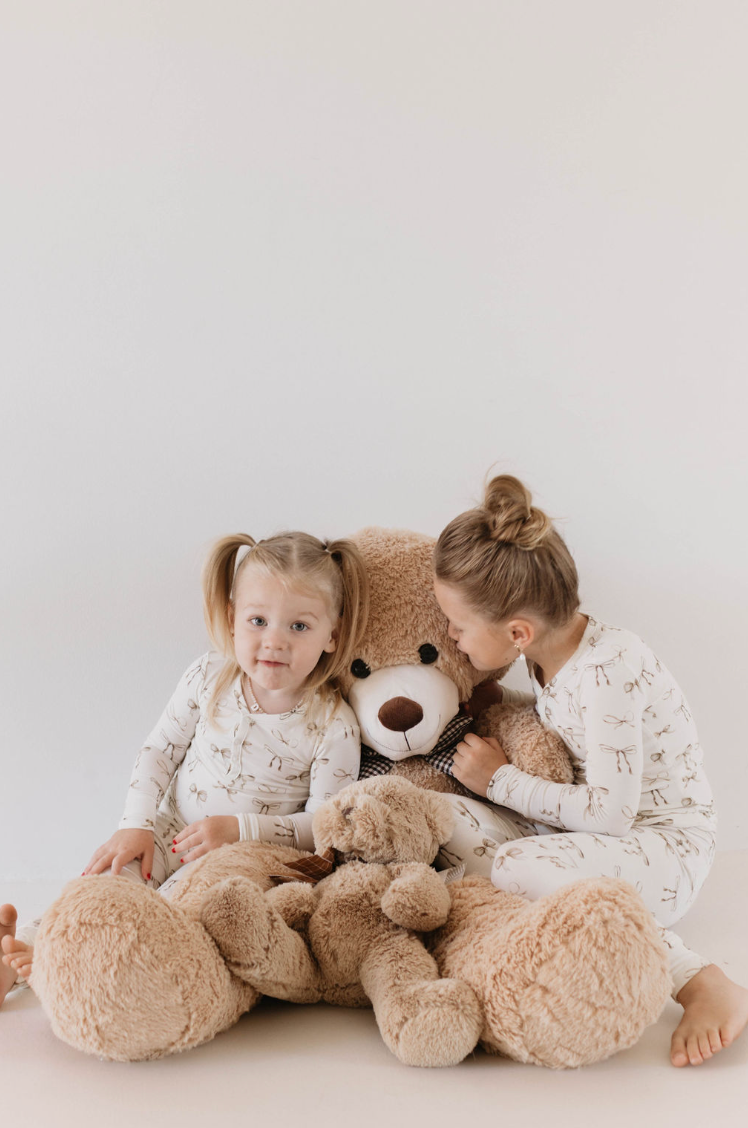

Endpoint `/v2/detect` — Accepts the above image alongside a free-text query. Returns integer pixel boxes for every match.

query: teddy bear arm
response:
[201,876,322,1004]
[265,881,316,929]
[480,702,574,784]
[381,863,452,932]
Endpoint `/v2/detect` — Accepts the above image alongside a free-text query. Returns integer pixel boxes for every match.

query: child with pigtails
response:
[2,531,369,1002]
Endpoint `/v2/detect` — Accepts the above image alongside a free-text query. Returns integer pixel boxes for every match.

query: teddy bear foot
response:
[382,979,483,1068]
[201,876,321,1004]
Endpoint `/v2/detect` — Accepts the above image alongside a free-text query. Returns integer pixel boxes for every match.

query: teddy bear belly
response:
[307,874,395,996]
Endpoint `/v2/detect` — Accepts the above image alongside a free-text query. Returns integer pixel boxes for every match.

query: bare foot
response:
[672,964,748,1066]
[0,904,19,1006]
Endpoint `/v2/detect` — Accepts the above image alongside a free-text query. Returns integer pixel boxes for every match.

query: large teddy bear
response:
[30,527,671,1066]
[342,527,574,801]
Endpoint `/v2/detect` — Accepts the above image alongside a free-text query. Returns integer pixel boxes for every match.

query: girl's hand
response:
[172,816,240,864]
[452,733,509,796]
[84,828,155,880]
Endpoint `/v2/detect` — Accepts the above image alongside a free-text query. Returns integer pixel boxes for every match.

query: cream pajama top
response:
[118,651,361,852]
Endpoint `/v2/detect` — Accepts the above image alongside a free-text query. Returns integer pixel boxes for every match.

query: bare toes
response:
[0,904,18,931]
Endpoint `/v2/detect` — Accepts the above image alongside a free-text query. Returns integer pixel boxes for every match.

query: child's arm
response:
[460,660,646,835]
[117,655,206,832]
[86,657,208,876]
[303,702,361,815]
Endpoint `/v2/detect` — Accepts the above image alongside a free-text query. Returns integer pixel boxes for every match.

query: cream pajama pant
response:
[438,794,715,997]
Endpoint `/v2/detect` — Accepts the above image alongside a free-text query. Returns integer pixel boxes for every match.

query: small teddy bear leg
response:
[360,933,482,1068]
[201,876,322,1004]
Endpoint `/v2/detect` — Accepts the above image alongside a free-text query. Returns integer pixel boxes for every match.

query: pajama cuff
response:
[662,927,711,999]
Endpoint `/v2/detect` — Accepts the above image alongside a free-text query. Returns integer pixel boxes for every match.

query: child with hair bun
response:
[1,531,369,1002]
[433,474,748,1069]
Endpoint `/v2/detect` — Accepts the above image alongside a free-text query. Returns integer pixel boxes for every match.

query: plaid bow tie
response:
[269,847,336,886]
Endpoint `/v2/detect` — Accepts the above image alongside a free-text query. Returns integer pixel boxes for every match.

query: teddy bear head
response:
[337,527,509,760]
[312,775,455,866]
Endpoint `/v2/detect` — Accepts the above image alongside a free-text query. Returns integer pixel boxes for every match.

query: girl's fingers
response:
[179,843,206,864]
[110,851,136,876]
[87,852,115,876]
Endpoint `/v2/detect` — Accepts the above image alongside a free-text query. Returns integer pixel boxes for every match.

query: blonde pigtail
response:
[202,533,255,722]
[325,538,370,676]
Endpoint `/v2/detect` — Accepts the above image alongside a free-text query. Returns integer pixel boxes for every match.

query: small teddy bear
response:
[200,774,483,1068]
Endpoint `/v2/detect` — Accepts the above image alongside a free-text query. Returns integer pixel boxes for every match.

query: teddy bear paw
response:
[200,876,273,971]
[389,979,483,1068]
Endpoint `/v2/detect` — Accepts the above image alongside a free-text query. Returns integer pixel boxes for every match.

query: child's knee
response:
[490,841,568,901]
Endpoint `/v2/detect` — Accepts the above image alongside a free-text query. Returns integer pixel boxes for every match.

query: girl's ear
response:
[323,626,338,654]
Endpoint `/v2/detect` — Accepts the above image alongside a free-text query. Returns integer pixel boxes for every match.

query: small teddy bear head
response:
[337,527,509,760]
[312,776,456,866]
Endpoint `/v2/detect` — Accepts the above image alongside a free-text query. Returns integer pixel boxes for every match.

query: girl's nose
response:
[263,628,286,649]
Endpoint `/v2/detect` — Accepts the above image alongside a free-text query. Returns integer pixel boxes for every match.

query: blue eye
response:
[291,622,309,632]
[249,617,266,627]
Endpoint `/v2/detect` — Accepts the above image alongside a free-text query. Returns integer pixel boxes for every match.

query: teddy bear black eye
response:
[419,644,438,665]
[351,659,371,679]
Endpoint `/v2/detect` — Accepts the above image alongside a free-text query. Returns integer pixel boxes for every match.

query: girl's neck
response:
[528,612,588,687]
[241,674,306,715]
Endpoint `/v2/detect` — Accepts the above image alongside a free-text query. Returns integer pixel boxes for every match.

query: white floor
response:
[2,852,747,1128]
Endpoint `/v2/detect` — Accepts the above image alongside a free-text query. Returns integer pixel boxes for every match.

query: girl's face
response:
[231,568,338,701]
[433,578,519,671]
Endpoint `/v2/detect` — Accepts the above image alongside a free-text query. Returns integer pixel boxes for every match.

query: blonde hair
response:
[434,475,580,627]
[202,531,369,724]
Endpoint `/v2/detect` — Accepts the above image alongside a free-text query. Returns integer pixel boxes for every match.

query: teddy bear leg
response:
[359,933,482,1068]
[201,876,322,1004]
[435,875,671,1068]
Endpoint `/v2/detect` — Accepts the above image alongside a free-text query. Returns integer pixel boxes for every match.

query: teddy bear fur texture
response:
[202,776,671,1070]
[31,842,300,1061]
[201,776,483,1067]
[33,778,670,1067]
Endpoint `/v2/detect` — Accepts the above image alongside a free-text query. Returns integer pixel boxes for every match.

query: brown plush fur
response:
[430,875,670,1068]
[201,777,483,1068]
[201,777,670,1070]
[31,843,304,1061]
[344,527,574,792]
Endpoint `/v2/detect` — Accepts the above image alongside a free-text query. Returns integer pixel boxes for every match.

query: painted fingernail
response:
[180,858,184,864]
[172,847,176,853]
[146,873,152,880]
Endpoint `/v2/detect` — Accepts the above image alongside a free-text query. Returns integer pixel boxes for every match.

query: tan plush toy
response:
[340,527,574,798]
[30,841,299,1060]
[201,775,483,1068]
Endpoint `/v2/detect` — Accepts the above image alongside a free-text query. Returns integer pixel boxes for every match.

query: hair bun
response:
[482,475,551,550]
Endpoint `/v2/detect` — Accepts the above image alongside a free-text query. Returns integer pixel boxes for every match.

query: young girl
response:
[1,530,369,1002]
[432,474,748,1069]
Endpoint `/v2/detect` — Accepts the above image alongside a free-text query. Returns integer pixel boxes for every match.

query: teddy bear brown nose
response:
[377,697,424,732]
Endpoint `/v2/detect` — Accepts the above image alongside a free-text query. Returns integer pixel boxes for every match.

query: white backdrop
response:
[1,1,746,879]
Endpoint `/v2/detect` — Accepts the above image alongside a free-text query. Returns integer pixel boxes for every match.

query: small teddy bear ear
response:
[422,790,455,845]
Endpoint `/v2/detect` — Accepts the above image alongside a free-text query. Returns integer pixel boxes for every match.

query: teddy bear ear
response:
[422,790,455,845]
